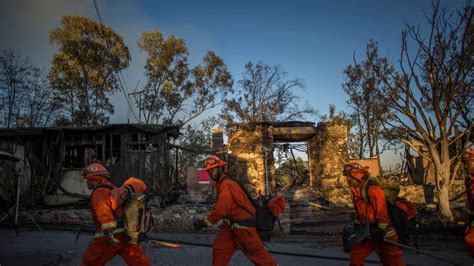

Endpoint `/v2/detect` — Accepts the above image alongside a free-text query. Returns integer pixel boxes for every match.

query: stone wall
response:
[308,123,350,206]
[227,124,274,196]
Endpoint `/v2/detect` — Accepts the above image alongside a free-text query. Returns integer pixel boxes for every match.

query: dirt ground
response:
[0,228,472,266]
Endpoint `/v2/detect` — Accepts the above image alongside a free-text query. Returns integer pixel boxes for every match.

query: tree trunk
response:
[435,164,454,223]
[366,116,373,157]
[357,113,364,159]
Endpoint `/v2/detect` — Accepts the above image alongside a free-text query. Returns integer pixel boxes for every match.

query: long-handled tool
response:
[148,239,181,248]
[75,223,83,244]
[148,237,380,264]
[281,217,309,224]
[2,206,19,236]
[383,239,459,265]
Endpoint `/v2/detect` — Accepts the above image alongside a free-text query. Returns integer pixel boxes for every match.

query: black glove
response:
[369,228,384,241]
[354,223,370,243]
[193,219,207,231]
[104,228,120,245]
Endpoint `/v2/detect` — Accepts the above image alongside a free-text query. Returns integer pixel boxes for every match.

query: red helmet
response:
[463,150,474,161]
[343,163,369,180]
[83,163,110,181]
[203,155,226,171]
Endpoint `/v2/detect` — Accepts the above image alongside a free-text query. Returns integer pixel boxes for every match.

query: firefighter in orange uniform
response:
[81,163,152,266]
[193,155,277,266]
[343,163,405,266]
[463,150,474,257]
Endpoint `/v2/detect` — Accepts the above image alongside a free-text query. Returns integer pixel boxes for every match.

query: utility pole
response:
[128,90,144,124]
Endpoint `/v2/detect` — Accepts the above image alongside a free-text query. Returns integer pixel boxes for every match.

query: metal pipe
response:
[264,146,270,195]
[14,174,20,225]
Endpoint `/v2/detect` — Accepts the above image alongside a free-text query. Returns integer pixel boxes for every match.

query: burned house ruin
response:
[0,124,179,206]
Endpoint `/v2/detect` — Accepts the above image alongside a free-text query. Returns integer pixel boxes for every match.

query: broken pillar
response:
[227,123,274,197]
[308,122,350,207]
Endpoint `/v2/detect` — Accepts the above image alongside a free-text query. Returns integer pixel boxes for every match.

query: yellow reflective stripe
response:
[204,217,213,227]
[468,210,474,215]
[231,223,248,229]
[384,229,396,238]
[354,219,360,224]
[471,220,474,227]
[378,223,388,229]
[101,221,117,230]
[94,228,126,238]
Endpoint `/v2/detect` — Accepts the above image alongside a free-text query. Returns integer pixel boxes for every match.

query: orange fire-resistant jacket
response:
[465,174,474,257]
[90,181,123,232]
[205,176,256,226]
[466,174,474,225]
[351,183,396,239]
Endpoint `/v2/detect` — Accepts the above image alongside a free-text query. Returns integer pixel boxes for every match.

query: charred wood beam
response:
[169,143,212,154]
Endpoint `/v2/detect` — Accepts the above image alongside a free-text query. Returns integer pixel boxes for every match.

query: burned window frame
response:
[64,134,121,168]
[128,133,152,151]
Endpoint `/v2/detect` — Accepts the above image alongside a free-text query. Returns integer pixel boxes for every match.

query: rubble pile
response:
[12,201,291,233]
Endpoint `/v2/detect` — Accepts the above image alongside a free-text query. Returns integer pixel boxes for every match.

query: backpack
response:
[362,176,417,244]
[97,180,155,244]
[253,194,285,241]
[122,192,155,244]
[224,177,286,241]
[362,176,400,205]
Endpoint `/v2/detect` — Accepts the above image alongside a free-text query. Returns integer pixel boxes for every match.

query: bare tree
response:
[343,40,396,159]
[21,68,61,127]
[369,2,473,222]
[0,50,60,128]
[222,62,315,125]
[0,50,30,128]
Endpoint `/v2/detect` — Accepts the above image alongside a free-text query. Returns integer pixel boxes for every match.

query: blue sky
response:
[0,0,467,168]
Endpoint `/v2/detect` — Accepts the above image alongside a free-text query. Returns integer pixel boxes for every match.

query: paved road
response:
[0,228,472,265]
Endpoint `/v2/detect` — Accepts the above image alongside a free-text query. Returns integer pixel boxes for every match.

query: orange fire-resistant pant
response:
[212,223,276,266]
[81,233,151,266]
[350,239,405,266]
[465,226,474,257]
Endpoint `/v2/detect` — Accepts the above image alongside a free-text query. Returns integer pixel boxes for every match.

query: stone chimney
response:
[211,128,224,150]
